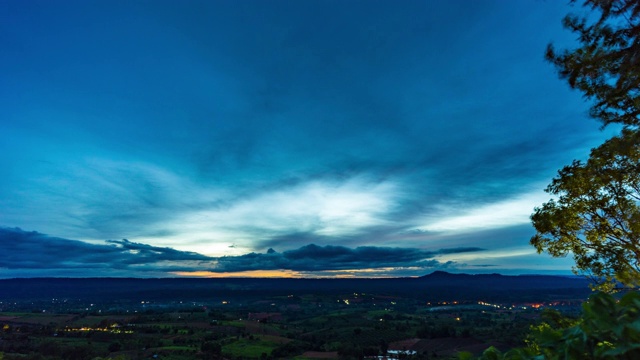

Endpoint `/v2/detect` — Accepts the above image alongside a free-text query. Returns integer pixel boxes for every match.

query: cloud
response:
[105,239,211,264]
[294,264,454,279]
[412,190,552,234]
[153,176,400,254]
[436,247,487,255]
[0,227,213,274]
[0,228,483,277]
[0,1,606,277]
[212,244,483,272]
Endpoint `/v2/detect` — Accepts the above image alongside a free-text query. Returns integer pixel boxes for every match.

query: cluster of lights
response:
[64,325,133,334]
[478,301,537,310]
[426,301,460,306]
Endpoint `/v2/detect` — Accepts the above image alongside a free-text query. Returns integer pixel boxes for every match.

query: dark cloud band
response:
[0,228,483,276]
[0,227,212,272]
[212,243,483,272]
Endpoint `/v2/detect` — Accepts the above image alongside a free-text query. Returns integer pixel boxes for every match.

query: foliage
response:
[270,341,311,358]
[476,1,640,357]
[201,340,222,355]
[107,342,122,353]
[460,291,640,359]
[532,0,640,292]
[546,0,640,129]
[531,129,640,291]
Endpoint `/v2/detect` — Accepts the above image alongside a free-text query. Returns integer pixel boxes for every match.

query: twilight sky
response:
[0,0,617,278]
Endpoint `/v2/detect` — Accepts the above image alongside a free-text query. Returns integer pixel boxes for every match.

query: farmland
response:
[0,281,590,359]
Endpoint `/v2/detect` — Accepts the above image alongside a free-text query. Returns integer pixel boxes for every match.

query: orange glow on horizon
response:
[171,270,302,278]
[170,268,417,278]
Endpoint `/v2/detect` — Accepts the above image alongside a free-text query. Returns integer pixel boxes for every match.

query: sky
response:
[0,0,617,278]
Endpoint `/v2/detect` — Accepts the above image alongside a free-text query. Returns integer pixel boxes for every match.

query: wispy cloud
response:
[412,190,552,234]
[168,177,399,253]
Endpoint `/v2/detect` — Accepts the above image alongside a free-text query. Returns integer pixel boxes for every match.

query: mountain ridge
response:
[0,272,592,303]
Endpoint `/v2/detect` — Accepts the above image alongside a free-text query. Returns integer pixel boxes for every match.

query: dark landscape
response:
[0,273,591,359]
[0,272,590,303]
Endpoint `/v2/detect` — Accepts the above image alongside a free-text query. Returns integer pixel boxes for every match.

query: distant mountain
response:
[417,271,588,290]
[420,270,475,278]
[0,273,592,303]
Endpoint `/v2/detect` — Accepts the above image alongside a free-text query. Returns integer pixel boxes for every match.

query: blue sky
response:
[0,0,615,277]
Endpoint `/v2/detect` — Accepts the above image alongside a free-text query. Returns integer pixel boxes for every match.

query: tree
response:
[528,292,640,359]
[108,342,122,353]
[545,0,640,129]
[531,129,640,291]
[466,2,640,358]
[531,0,640,292]
[201,341,221,356]
[459,292,640,360]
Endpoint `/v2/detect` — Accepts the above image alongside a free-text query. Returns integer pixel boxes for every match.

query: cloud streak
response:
[0,227,211,274]
[212,244,483,272]
[0,228,483,277]
[412,190,553,234]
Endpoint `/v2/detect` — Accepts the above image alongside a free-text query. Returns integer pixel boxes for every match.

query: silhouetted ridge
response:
[421,270,453,277]
[0,274,591,303]
[420,271,485,280]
